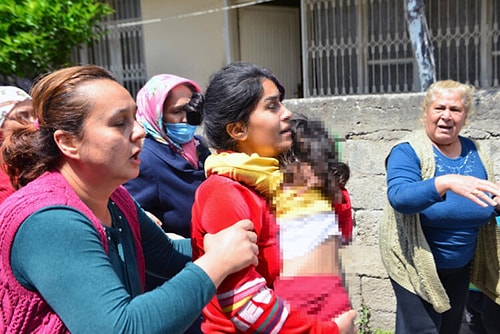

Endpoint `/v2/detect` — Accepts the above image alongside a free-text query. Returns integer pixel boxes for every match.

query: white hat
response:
[0,86,31,127]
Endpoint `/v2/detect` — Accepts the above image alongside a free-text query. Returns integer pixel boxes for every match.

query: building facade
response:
[74,0,500,98]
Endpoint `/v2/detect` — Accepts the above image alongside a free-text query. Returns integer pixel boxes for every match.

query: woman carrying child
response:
[189,62,357,333]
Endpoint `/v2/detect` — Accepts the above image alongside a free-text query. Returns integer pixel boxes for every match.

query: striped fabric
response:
[217,277,289,333]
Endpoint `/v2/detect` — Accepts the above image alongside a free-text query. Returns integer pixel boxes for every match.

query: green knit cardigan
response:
[379,129,500,313]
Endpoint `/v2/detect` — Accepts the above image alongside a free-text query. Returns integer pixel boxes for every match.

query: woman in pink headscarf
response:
[123,75,211,311]
[124,74,210,240]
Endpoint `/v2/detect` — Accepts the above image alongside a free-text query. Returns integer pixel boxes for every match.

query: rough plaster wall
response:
[141,0,227,87]
[284,88,500,330]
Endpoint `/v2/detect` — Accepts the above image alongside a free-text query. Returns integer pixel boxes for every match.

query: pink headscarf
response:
[136,74,201,145]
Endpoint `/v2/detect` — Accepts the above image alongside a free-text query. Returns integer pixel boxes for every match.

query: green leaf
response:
[0,0,114,79]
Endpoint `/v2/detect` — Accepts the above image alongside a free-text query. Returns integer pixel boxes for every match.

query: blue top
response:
[124,135,211,237]
[386,137,496,269]
[11,201,215,333]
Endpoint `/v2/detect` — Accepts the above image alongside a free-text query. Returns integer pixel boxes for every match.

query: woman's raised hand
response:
[435,174,500,207]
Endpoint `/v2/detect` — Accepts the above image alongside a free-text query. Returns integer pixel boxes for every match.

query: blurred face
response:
[2,100,33,129]
[236,79,292,158]
[75,79,146,184]
[424,89,467,147]
[287,162,320,188]
[0,100,33,143]
[162,84,192,124]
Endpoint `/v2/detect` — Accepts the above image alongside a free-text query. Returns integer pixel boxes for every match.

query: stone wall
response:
[284,88,500,331]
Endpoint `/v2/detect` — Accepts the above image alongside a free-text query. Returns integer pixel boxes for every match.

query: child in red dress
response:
[274,117,353,322]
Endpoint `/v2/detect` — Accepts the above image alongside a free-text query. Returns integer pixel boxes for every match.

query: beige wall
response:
[140,0,229,89]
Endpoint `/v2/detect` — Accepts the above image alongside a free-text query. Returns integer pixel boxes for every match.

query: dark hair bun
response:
[185,92,204,125]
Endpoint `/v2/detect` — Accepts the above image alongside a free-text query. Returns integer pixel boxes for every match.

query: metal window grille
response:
[71,0,147,98]
[303,0,500,97]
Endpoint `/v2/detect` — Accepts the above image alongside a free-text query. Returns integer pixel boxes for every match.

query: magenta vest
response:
[0,171,145,333]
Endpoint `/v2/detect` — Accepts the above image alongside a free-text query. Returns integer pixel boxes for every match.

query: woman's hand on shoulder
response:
[194,219,259,287]
[435,174,500,207]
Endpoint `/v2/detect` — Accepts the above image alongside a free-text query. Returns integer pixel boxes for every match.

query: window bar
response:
[318,1,325,96]
[311,2,318,96]
[394,3,400,93]
[494,2,500,87]
[326,0,333,95]
[347,0,354,94]
[385,0,392,93]
[455,0,464,83]
[473,0,480,87]
[340,0,347,95]
[378,0,384,92]
[370,0,376,92]
[446,0,452,79]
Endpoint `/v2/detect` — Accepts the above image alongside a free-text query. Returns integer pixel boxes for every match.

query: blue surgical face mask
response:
[165,122,197,144]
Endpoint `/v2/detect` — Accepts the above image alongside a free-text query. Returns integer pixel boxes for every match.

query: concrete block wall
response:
[284,88,500,331]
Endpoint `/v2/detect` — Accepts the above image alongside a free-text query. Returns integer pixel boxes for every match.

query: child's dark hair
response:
[281,116,349,202]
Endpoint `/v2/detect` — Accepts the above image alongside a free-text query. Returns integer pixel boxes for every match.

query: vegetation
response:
[0,0,113,82]
[356,303,394,334]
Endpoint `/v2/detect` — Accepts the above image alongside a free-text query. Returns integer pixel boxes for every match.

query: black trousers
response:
[463,289,500,334]
[390,262,471,334]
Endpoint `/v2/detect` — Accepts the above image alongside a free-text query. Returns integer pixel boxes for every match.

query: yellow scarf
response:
[205,151,283,198]
[274,188,331,219]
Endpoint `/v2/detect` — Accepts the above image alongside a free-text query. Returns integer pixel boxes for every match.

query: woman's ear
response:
[226,122,248,142]
[53,129,79,159]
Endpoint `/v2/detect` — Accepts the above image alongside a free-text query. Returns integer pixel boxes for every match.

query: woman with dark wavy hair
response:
[190,62,356,333]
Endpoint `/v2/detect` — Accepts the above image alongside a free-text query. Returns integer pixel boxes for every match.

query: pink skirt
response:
[274,275,352,321]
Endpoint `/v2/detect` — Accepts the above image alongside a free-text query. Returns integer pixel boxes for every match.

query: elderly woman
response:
[380,80,500,333]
